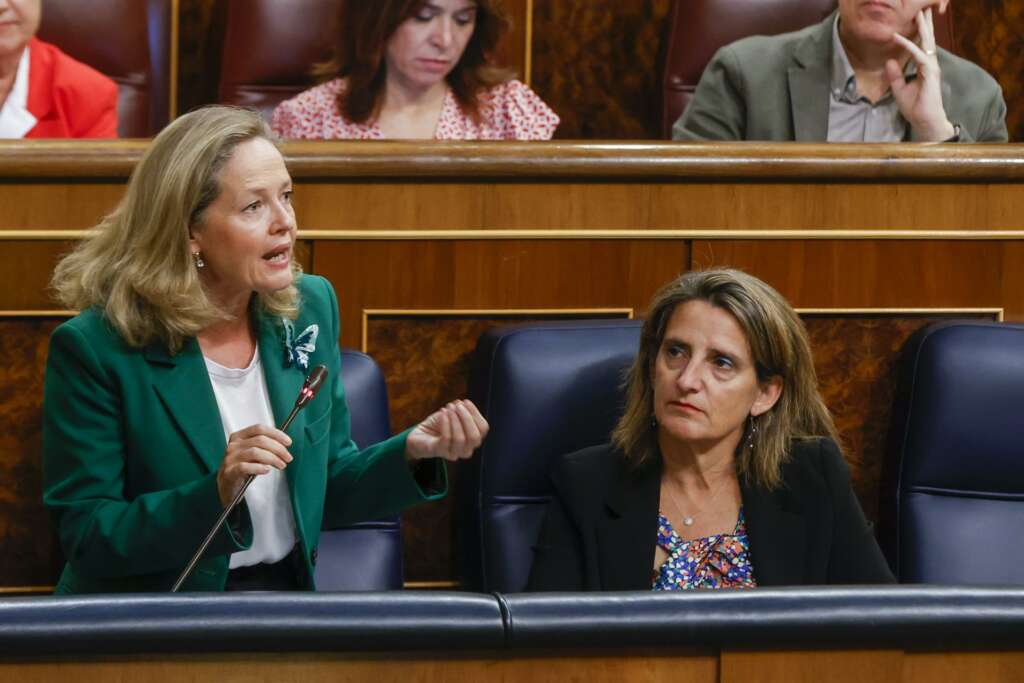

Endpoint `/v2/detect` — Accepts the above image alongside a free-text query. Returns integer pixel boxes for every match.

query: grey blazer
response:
[672,13,1008,143]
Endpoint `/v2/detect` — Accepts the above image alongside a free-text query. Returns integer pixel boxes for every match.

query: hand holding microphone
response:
[216,425,293,507]
[172,364,327,592]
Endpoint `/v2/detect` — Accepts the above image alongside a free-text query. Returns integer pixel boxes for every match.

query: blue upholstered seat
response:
[313,349,403,591]
[460,320,642,592]
[886,321,1024,585]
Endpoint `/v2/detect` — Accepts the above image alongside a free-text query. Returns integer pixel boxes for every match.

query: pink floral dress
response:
[271,78,559,140]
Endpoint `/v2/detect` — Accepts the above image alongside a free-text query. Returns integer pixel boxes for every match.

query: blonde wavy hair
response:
[612,269,839,490]
[52,106,300,353]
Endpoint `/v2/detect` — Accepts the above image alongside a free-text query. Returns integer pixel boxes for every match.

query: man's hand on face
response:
[885,1,956,141]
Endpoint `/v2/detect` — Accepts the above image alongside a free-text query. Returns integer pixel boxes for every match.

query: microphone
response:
[171,364,329,592]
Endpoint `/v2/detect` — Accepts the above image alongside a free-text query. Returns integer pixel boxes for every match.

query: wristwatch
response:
[944,123,962,143]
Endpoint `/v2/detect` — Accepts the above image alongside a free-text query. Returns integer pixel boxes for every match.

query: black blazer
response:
[527,437,895,590]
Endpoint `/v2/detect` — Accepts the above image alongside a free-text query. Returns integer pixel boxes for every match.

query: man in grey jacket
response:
[673,0,1007,142]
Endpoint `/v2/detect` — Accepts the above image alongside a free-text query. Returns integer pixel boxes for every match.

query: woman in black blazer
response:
[528,269,894,591]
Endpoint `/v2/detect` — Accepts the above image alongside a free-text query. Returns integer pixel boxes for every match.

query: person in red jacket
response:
[0,0,117,138]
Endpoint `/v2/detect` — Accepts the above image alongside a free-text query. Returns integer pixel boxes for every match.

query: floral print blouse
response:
[652,507,757,590]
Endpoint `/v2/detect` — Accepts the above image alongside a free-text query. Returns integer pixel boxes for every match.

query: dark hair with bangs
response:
[313,0,513,124]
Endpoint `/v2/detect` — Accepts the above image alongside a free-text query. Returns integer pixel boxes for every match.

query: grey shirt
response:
[827,17,913,142]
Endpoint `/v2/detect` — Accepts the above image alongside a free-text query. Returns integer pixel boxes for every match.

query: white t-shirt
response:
[204,348,298,568]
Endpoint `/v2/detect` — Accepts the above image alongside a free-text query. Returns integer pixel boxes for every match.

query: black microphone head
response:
[296,364,329,409]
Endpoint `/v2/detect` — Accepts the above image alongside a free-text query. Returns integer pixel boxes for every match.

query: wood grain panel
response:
[904,651,1024,682]
[692,240,1022,318]
[312,240,687,348]
[4,649,1024,682]
[292,180,1024,233]
[651,184,1021,232]
[0,242,74,309]
[0,184,123,231]
[7,141,1024,181]
[957,0,1024,142]
[531,0,671,139]
[721,649,903,683]
[0,651,719,683]
[0,317,65,588]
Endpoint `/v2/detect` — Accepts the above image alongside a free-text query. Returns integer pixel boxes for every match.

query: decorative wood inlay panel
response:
[956,0,1024,142]
[531,0,671,139]
[0,317,65,587]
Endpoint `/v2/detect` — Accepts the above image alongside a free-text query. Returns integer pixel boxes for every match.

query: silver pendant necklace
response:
[662,473,729,527]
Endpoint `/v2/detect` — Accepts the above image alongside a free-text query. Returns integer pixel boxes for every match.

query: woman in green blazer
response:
[42,106,488,593]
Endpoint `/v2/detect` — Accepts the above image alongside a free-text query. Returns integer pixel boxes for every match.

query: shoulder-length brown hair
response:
[612,269,839,490]
[52,106,300,353]
[315,0,513,124]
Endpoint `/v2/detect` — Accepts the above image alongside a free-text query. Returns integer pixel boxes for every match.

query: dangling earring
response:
[192,251,205,269]
[745,414,758,450]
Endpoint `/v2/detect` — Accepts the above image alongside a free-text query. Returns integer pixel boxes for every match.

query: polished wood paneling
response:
[3,649,1024,682]
[0,184,123,231]
[531,0,671,139]
[904,651,1024,682]
[0,651,717,683]
[957,0,1024,142]
[6,140,1024,181]
[720,649,903,683]
[312,240,686,348]
[0,242,73,309]
[0,318,65,588]
[691,241,1024,319]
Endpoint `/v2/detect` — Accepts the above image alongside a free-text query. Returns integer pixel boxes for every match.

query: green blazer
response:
[673,12,1008,143]
[42,274,444,593]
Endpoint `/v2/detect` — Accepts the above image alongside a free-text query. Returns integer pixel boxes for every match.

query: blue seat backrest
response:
[888,322,1024,585]
[314,348,403,591]
[460,320,643,592]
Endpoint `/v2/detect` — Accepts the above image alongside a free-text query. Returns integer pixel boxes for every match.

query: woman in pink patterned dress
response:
[272,0,558,141]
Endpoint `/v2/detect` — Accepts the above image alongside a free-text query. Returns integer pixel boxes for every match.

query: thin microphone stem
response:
[171,365,327,592]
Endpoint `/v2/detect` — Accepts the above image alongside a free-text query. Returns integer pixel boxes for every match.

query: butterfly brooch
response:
[282,319,319,371]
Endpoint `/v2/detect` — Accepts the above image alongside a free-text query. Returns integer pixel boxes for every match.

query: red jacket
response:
[25,38,118,138]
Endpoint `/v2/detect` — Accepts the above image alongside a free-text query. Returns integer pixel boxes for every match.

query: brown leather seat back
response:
[659,0,956,138]
[216,0,343,121]
[37,0,173,137]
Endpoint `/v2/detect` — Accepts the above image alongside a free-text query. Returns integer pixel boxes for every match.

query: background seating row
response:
[36,0,959,138]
